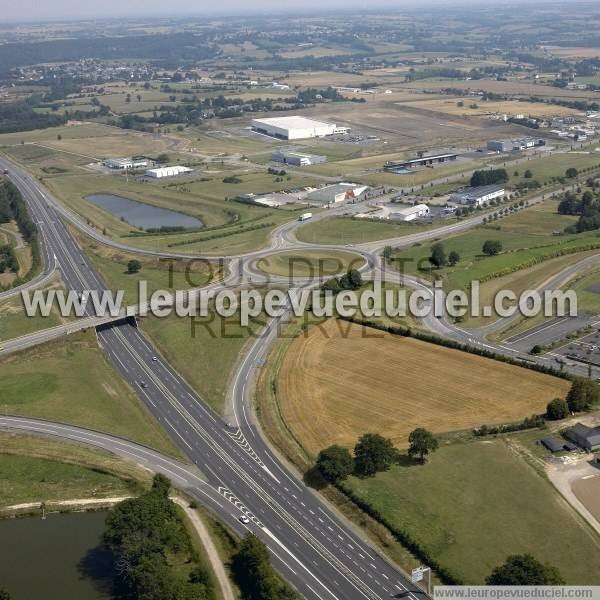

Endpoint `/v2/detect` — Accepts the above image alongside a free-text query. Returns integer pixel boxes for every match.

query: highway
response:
[1,150,596,598]
[1,158,426,598]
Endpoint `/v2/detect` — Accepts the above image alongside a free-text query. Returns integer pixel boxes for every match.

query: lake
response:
[0,511,120,600]
[86,193,203,230]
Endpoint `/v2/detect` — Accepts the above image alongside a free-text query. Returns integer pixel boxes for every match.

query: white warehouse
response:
[146,166,192,179]
[451,185,504,207]
[392,203,430,222]
[251,116,348,140]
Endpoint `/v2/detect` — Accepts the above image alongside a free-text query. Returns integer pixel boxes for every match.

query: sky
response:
[0,0,492,23]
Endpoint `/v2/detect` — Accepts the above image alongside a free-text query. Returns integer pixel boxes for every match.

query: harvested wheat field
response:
[278,319,569,455]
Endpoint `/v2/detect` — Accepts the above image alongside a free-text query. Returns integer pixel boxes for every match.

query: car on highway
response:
[152,356,158,362]
[239,515,250,524]
[139,381,148,388]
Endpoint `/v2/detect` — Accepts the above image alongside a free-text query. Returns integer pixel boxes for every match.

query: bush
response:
[482,240,503,256]
[127,259,142,274]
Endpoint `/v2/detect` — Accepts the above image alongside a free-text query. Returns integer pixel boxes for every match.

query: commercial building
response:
[103,157,148,170]
[271,150,327,166]
[384,152,458,172]
[305,183,368,206]
[251,116,348,140]
[451,185,505,207]
[238,191,307,208]
[565,423,600,451]
[390,203,430,222]
[487,138,541,152]
[145,166,192,179]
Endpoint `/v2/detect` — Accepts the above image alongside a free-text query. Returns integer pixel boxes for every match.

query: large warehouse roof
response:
[252,116,334,130]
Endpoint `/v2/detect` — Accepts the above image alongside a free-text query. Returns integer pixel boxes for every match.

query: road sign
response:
[411,567,425,583]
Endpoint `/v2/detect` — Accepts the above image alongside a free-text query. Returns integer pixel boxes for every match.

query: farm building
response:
[384,152,458,173]
[103,157,148,170]
[451,185,505,207]
[305,183,368,207]
[565,423,600,451]
[271,150,327,166]
[389,203,430,222]
[145,166,192,179]
[540,437,563,453]
[251,116,348,140]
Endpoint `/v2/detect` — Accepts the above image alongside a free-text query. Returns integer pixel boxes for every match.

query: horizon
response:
[0,0,579,25]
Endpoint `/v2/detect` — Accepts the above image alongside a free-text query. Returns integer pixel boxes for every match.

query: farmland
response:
[277,319,568,455]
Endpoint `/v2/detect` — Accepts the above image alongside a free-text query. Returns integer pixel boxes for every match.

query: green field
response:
[296,215,435,244]
[507,152,600,186]
[0,453,144,506]
[565,267,600,314]
[256,249,365,277]
[0,331,180,457]
[343,437,600,584]
[0,282,66,341]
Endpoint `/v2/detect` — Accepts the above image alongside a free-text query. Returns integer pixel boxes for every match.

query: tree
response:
[382,245,393,260]
[447,250,460,266]
[429,242,447,268]
[155,153,170,164]
[486,554,565,585]
[482,239,503,256]
[0,589,11,600]
[566,167,578,179]
[546,398,569,421]
[530,344,543,355]
[127,259,142,274]
[470,168,508,187]
[566,378,600,412]
[233,534,296,600]
[339,268,362,290]
[524,169,533,178]
[354,433,397,477]
[316,445,354,482]
[407,428,439,462]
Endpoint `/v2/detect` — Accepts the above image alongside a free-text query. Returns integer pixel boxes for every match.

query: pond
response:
[0,511,121,600]
[86,193,203,231]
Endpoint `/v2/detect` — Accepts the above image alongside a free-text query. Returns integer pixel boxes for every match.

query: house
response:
[565,423,600,451]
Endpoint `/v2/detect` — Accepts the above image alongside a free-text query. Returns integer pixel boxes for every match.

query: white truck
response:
[298,212,313,221]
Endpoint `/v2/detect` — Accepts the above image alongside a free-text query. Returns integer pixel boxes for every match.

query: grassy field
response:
[296,215,435,244]
[563,267,600,314]
[0,279,67,341]
[255,250,365,277]
[277,319,568,455]
[74,231,220,303]
[0,432,153,507]
[397,97,580,118]
[0,453,143,507]
[0,331,180,457]
[343,436,600,584]
[505,152,600,186]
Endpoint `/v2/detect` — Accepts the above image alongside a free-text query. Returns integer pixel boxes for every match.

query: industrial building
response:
[565,423,600,451]
[271,150,327,166]
[238,191,307,208]
[391,204,430,222]
[305,183,368,206]
[145,166,192,179]
[384,152,458,173]
[487,138,540,152]
[103,157,148,170]
[451,185,505,207]
[251,116,348,140]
